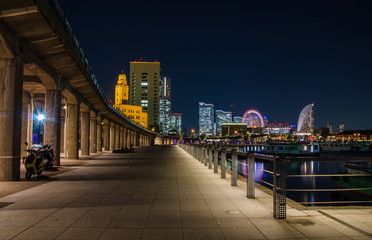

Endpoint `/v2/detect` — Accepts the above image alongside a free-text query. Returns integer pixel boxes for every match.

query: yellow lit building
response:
[114,72,149,129]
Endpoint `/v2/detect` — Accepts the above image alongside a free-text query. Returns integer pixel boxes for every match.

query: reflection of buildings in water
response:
[300,161,317,205]
[255,161,264,183]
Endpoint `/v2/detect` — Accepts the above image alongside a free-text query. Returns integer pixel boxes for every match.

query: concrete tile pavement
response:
[0,145,370,239]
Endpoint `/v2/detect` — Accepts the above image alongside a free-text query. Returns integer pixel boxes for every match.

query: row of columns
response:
[0,34,153,181]
[63,105,152,159]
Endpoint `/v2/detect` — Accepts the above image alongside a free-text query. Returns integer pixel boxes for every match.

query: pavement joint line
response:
[318,210,372,238]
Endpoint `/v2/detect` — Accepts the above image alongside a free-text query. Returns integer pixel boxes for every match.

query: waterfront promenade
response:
[0,145,371,240]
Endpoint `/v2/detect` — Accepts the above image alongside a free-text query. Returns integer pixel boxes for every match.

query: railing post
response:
[208,148,213,169]
[221,149,226,179]
[247,154,255,198]
[231,150,238,186]
[273,156,287,219]
[214,148,219,173]
[204,147,208,166]
[197,146,201,161]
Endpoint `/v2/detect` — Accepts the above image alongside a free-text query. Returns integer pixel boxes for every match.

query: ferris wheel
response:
[242,109,264,128]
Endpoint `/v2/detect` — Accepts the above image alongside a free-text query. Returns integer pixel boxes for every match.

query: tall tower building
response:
[130,61,160,129]
[114,72,149,128]
[170,113,182,134]
[233,116,242,123]
[215,110,232,136]
[159,77,171,133]
[339,123,345,133]
[327,123,333,134]
[199,102,214,137]
[297,103,315,134]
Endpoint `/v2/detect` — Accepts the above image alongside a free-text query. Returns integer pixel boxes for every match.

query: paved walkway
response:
[0,145,371,240]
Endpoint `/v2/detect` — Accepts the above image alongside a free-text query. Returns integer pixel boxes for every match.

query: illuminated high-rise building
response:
[327,123,333,134]
[339,123,345,133]
[297,103,314,134]
[199,102,214,137]
[130,61,160,128]
[170,113,182,134]
[114,72,149,128]
[215,110,232,136]
[233,116,242,123]
[159,77,171,133]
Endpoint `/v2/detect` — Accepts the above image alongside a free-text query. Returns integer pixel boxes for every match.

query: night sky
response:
[58,0,372,132]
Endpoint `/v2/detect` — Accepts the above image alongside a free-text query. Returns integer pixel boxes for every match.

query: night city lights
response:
[1,1,372,239]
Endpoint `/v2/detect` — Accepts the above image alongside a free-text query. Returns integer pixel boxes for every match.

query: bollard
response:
[214,149,219,173]
[221,150,226,179]
[273,156,287,219]
[204,147,208,166]
[231,150,238,186]
[247,155,255,198]
[208,148,213,169]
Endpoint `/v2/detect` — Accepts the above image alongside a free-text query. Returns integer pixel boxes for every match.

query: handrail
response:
[179,143,372,219]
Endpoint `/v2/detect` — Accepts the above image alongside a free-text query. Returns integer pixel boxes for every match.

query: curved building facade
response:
[242,109,264,128]
[297,103,314,134]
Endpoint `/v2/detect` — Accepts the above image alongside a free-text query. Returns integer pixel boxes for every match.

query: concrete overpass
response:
[0,0,157,181]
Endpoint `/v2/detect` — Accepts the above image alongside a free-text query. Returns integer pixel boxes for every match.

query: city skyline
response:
[59,0,372,131]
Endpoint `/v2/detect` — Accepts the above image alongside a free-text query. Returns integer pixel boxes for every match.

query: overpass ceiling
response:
[0,1,36,11]
[1,6,105,108]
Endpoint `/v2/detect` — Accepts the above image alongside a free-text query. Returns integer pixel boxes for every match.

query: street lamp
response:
[191,129,195,138]
[37,114,45,121]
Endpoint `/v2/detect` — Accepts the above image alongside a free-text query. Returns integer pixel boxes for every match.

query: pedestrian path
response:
[0,145,370,239]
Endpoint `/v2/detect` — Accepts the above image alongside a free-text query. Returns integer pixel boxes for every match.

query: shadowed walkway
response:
[0,145,371,239]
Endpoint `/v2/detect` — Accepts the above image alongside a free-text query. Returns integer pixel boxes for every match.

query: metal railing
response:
[179,143,372,219]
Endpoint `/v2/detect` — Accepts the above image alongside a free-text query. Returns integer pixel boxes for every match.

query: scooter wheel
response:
[25,169,33,181]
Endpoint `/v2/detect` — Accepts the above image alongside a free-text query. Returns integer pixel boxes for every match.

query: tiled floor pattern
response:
[0,145,370,239]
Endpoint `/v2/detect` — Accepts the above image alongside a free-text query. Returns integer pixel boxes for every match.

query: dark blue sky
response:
[59,0,372,131]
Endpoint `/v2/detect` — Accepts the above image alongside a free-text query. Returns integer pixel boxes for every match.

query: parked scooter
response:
[41,144,54,170]
[23,142,46,180]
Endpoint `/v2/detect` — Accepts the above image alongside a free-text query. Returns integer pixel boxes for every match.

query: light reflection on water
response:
[237,158,372,206]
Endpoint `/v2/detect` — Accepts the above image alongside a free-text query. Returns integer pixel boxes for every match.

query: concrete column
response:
[136,132,139,146]
[120,127,124,148]
[129,130,133,147]
[21,93,30,159]
[221,150,226,179]
[126,129,130,147]
[247,155,255,198]
[44,89,61,165]
[80,111,90,155]
[27,95,34,145]
[60,109,65,153]
[97,118,102,152]
[66,103,79,159]
[123,128,127,148]
[103,121,110,150]
[231,151,238,186]
[90,116,97,153]
[110,123,115,150]
[115,125,120,149]
[204,148,208,166]
[214,149,219,173]
[0,58,23,181]
[208,148,213,169]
